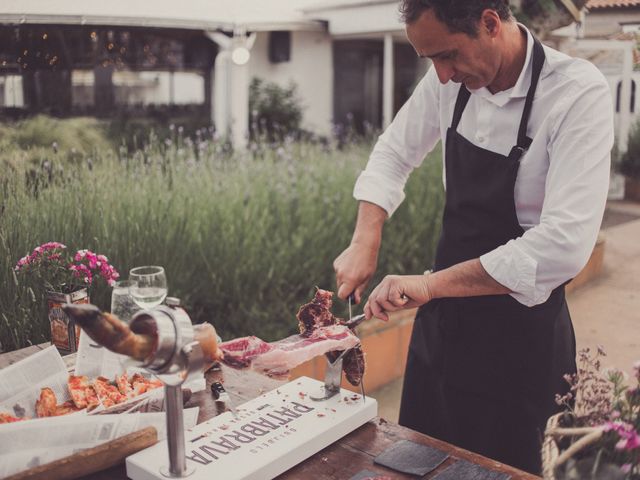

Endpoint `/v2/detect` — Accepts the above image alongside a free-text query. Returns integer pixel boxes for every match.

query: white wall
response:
[308,2,402,36]
[249,30,333,136]
[583,9,640,38]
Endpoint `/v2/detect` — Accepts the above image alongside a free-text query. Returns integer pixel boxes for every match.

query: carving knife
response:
[348,294,366,404]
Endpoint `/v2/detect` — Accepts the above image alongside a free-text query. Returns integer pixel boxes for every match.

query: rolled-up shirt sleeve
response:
[480,76,613,306]
[354,67,442,216]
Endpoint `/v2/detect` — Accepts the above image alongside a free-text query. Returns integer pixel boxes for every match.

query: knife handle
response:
[210,381,227,400]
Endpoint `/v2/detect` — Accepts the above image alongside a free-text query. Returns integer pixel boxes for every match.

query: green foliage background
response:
[0,116,444,352]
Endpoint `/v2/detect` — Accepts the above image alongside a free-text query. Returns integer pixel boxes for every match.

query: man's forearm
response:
[351,201,387,249]
[428,258,511,299]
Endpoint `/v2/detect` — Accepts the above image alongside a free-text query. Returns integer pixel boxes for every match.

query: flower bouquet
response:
[15,242,119,353]
[543,347,640,480]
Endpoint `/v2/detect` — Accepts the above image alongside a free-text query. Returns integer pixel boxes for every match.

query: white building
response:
[0,0,431,148]
[551,0,640,154]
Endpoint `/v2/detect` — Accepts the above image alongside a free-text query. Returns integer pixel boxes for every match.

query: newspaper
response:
[0,346,75,418]
[0,341,206,419]
[0,340,207,476]
[0,407,199,478]
[73,332,206,415]
[74,330,131,379]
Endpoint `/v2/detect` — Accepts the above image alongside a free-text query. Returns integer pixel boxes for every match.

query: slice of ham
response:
[219,324,359,377]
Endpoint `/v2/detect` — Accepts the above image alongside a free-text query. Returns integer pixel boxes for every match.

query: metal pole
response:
[164,384,186,477]
[383,33,394,129]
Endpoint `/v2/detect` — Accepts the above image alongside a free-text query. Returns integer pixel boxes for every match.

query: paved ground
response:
[370,200,640,423]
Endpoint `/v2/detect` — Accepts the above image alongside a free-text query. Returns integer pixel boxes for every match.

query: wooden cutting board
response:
[6,426,158,480]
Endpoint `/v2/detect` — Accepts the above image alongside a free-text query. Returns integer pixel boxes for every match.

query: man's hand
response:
[333,242,378,304]
[364,274,432,321]
[363,259,511,321]
[334,201,387,303]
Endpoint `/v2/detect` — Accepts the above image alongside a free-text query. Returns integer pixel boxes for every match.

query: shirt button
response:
[477,136,485,143]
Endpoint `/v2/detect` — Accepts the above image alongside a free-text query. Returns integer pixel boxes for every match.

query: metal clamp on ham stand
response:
[309,349,349,401]
[310,295,367,402]
[63,298,218,479]
[128,298,202,478]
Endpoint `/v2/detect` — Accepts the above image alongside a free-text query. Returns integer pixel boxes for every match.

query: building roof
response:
[587,0,640,9]
[0,0,325,32]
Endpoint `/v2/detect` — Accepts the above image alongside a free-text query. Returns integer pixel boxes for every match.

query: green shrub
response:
[8,115,111,154]
[0,125,444,352]
[249,78,304,140]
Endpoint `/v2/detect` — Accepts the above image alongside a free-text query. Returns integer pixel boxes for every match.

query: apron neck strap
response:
[516,37,545,150]
[451,84,471,131]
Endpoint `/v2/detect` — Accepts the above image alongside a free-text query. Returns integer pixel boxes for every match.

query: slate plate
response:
[373,439,449,476]
[431,460,511,480]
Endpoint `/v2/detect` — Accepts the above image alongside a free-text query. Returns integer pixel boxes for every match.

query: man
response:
[333,0,613,474]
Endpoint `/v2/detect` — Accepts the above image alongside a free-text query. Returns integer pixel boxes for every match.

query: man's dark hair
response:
[399,0,512,36]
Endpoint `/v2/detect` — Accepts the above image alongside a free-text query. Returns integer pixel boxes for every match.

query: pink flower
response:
[621,464,632,474]
[16,243,119,289]
[41,242,66,251]
[605,421,640,451]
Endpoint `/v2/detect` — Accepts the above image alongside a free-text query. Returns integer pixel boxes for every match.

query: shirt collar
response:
[468,24,534,107]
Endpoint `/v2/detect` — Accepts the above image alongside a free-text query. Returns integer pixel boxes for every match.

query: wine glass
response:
[110,279,141,323]
[129,266,168,309]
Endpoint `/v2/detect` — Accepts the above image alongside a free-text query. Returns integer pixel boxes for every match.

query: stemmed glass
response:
[129,266,168,309]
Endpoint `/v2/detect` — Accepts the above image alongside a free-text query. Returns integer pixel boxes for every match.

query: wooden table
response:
[0,344,541,480]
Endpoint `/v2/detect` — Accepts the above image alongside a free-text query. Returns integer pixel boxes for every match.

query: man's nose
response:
[434,63,455,84]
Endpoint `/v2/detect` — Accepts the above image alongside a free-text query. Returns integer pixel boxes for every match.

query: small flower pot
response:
[46,287,89,354]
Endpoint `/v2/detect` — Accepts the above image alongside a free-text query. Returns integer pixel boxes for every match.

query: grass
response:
[0,117,444,352]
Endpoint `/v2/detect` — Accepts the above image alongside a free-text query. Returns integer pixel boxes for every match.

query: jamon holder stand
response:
[127,301,204,478]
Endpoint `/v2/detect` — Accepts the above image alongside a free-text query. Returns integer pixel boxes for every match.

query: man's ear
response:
[480,9,501,38]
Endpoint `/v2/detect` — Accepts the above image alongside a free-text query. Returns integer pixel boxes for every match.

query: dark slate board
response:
[373,439,449,476]
[431,460,512,480]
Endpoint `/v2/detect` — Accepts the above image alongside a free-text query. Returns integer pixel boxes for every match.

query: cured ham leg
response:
[296,288,366,386]
[62,304,223,366]
[219,324,360,377]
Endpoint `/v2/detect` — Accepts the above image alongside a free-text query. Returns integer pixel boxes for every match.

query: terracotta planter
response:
[46,287,89,354]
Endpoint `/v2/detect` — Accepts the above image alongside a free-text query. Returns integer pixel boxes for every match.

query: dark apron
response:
[398,38,577,475]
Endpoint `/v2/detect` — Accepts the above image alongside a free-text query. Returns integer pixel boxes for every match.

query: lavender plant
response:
[554,348,640,478]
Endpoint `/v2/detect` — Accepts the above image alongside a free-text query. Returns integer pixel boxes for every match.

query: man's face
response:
[406,9,501,90]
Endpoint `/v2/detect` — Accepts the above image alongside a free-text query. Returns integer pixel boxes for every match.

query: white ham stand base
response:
[126,376,378,480]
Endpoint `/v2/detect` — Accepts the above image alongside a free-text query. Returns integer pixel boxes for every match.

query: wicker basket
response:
[542,413,604,479]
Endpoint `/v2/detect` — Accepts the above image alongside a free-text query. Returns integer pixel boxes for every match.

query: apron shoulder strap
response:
[515,37,546,151]
[451,85,471,130]
[508,37,546,162]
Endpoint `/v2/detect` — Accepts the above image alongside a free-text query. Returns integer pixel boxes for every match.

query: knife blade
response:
[348,294,366,404]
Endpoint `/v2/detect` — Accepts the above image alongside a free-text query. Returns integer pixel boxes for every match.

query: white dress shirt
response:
[354,27,614,307]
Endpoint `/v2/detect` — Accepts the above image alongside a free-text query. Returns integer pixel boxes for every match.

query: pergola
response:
[0,0,324,148]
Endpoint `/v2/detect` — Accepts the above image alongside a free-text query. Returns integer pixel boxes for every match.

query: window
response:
[72,70,95,107]
[269,31,291,63]
[112,70,204,105]
[0,75,24,107]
